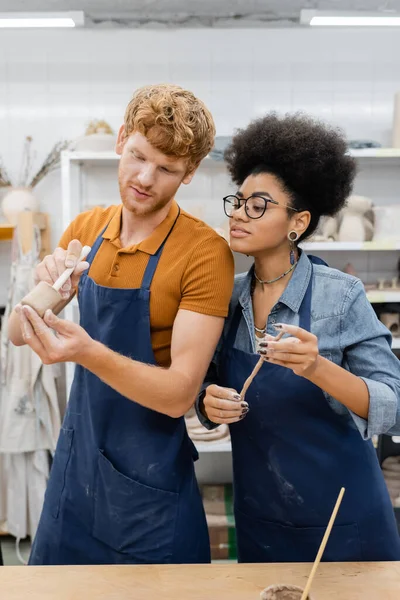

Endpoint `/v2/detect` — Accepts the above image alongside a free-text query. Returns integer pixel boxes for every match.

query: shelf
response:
[194,441,232,453]
[348,148,400,158]
[64,151,119,167]
[302,241,400,251]
[0,223,14,241]
[366,290,400,303]
[392,338,400,350]
[62,151,223,169]
[62,148,400,171]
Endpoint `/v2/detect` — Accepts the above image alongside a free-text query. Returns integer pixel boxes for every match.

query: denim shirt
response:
[199,251,400,439]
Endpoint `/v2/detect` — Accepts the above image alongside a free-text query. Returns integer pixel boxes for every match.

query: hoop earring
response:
[288,230,299,266]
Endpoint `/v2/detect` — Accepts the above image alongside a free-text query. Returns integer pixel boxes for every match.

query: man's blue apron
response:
[29,211,210,565]
[220,257,400,562]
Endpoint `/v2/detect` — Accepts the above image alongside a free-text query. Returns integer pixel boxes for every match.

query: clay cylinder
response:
[20,281,63,318]
[261,584,313,600]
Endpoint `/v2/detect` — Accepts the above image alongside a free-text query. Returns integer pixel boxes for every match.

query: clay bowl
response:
[261,584,313,600]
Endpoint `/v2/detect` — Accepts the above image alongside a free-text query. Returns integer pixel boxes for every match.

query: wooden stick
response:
[300,487,345,600]
[52,245,91,292]
[239,331,284,400]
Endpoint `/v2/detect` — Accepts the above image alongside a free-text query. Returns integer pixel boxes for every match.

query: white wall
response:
[0,27,400,302]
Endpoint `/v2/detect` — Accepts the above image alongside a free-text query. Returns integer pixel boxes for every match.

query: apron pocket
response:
[47,427,74,519]
[235,508,362,562]
[92,450,179,563]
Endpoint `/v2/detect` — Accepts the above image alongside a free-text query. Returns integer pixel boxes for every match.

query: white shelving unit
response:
[195,441,232,454]
[366,291,400,303]
[61,148,400,481]
[301,241,400,252]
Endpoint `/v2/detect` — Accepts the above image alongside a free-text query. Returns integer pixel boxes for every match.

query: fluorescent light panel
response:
[0,12,84,28]
[301,9,400,27]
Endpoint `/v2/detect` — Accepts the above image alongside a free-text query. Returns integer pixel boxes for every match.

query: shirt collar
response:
[238,250,312,314]
[279,250,312,312]
[102,200,180,255]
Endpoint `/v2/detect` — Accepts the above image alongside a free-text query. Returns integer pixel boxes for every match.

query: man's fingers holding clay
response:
[65,240,83,269]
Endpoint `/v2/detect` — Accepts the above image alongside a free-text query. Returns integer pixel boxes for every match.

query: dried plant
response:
[29,140,70,188]
[0,158,12,189]
[0,136,70,190]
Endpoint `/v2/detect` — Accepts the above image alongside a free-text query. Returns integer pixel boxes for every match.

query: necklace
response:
[253,260,298,334]
[254,260,298,291]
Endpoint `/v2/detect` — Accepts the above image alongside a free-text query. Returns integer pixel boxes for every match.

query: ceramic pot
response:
[1,187,39,225]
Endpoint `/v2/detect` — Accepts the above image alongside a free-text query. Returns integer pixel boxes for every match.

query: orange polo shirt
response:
[59,201,234,367]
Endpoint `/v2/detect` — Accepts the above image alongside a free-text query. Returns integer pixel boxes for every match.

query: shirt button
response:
[113,264,119,271]
[271,317,276,324]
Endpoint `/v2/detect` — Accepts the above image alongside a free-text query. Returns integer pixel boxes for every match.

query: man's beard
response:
[121,188,170,217]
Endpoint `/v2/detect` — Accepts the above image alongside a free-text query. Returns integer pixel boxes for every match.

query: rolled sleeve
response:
[350,377,398,440]
[340,279,400,438]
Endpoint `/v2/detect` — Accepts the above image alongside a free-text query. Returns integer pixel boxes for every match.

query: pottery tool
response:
[21,245,91,317]
[299,487,345,600]
[260,487,345,600]
[240,330,284,400]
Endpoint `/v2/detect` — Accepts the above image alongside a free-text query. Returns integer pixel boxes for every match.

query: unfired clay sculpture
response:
[21,245,90,317]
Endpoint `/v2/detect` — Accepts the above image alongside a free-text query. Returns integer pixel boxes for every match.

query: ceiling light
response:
[300,9,400,27]
[0,12,85,28]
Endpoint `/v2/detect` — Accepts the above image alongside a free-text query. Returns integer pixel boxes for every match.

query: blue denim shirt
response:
[200,251,400,439]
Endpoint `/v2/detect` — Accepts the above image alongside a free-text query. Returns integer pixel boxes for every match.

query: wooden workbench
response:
[0,562,399,599]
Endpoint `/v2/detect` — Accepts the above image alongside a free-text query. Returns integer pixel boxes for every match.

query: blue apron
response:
[29,213,210,565]
[220,258,400,563]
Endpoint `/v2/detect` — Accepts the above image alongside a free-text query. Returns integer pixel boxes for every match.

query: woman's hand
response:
[259,323,321,378]
[201,384,249,424]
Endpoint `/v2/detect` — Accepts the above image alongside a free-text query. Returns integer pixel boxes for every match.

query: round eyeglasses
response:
[223,195,299,220]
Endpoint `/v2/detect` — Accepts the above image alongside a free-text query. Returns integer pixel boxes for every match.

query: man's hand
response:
[17,305,94,365]
[35,239,89,299]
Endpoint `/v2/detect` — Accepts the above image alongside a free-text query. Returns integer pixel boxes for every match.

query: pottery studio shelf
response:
[194,441,232,453]
[302,241,400,251]
[366,290,400,303]
[62,147,400,167]
[0,223,14,241]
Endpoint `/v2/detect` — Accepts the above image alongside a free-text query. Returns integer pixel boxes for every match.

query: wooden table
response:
[1,562,399,599]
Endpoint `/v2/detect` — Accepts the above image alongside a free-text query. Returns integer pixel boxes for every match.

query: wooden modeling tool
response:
[21,245,91,317]
[260,488,346,600]
[300,487,345,600]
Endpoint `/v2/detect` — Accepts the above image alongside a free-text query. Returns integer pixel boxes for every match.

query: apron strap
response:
[85,225,108,266]
[298,254,328,331]
[298,263,313,331]
[84,206,181,291]
[224,268,254,353]
[141,207,181,291]
[225,302,243,350]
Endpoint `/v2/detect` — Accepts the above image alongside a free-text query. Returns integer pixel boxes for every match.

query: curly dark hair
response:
[224,112,357,241]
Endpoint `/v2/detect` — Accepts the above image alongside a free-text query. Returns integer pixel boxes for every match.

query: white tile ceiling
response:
[1,0,400,25]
